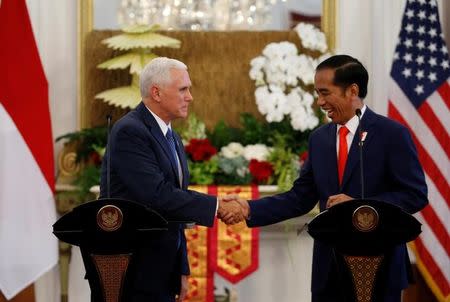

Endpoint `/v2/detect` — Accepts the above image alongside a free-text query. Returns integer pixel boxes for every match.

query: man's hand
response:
[217,196,249,225]
[326,193,353,208]
[176,275,188,302]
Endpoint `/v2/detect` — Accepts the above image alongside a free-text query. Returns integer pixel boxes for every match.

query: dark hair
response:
[316,55,368,99]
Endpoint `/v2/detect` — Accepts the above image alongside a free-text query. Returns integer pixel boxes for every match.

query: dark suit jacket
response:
[247,107,428,293]
[99,102,216,294]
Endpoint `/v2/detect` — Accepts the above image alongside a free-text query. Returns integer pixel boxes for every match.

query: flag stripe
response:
[413,236,450,295]
[438,80,450,109]
[418,102,450,159]
[424,175,450,236]
[420,206,450,257]
[389,82,449,180]
[418,216,450,283]
[388,102,450,206]
[427,87,450,134]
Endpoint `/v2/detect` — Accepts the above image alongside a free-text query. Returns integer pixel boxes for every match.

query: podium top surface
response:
[53,198,168,250]
[307,199,421,255]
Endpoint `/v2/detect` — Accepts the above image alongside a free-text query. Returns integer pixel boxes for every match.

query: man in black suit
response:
[225,55,428,302]
[99,57,244,302]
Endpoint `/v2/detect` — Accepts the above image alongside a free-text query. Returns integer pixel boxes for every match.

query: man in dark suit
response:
[225,55,428,302]
[99,57,244,302]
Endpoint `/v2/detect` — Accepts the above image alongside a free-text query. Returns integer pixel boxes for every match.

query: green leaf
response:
[208,120,242,149]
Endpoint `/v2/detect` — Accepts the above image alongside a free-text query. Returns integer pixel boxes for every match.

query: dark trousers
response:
[312,290,402,302]
[128,291,176,302]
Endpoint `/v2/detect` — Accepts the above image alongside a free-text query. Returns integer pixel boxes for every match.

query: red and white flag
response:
[0,0,58,299]
[388,0,449,301]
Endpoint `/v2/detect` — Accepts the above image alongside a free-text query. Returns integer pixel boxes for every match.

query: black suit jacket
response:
[100,102,216,294]
[247,108,428,294]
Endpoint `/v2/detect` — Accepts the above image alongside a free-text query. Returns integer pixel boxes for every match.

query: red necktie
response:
[338,126,350,185]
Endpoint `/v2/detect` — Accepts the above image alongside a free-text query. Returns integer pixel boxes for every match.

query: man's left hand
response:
[326,194,353,208]
[176,275,189,302]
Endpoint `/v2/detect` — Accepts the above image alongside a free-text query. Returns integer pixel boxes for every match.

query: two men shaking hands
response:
[217,195,250,225]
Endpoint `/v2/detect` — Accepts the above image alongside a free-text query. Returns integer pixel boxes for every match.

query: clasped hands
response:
[217,195,249,225]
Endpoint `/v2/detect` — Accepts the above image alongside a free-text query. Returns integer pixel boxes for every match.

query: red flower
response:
[185,139,217,161]
[89,151,102,166]
[249,159,273,184]
[299,150,308,164]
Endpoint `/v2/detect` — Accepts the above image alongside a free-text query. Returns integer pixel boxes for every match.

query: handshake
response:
[217,195,250,225]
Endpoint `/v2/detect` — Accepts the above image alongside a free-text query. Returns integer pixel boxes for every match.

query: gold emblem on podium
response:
[352,205,379,232]
[97,205,123,232]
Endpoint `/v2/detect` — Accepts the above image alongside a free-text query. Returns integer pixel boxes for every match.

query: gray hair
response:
[139,57,188,98]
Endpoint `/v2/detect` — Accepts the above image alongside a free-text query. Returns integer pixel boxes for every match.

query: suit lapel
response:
[137,103,180,182]
[341,107,377,189]
[325,123,340,193]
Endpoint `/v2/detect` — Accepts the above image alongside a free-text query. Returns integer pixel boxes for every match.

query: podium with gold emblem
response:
[53,198,168,302]
[307,199,421,302]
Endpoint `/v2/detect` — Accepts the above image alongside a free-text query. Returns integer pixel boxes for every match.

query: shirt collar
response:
[145,105,171,136]
[337,104,366,135]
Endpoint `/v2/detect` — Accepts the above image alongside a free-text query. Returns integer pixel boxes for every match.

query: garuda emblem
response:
[352,205,379,232]
[97,205,123,232]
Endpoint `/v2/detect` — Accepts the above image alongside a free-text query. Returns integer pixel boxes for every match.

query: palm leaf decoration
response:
[95,24,181,109]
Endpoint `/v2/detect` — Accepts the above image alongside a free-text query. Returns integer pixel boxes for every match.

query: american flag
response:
[388,0,449,301]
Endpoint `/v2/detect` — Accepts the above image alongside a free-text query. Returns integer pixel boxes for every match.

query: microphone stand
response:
[106,115,112,199]
[355,109,365,199]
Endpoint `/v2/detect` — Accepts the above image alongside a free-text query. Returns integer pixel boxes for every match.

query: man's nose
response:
[186,89,193,102]
[316,95,325,106]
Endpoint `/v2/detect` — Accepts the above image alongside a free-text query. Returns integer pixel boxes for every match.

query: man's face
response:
[158,68,193,123]
[314,68,355,125]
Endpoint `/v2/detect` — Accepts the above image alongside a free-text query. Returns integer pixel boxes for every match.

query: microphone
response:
[355,108,365,199]
[106,115,112,198]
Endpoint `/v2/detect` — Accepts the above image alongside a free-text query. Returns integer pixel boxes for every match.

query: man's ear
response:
[347,83,359,98]
[150,85,161,102]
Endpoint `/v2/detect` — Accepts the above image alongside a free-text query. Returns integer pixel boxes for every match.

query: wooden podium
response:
[308,199,422,302]
[53,198,168,302]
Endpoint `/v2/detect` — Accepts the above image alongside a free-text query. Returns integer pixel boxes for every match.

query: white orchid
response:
[249,22,330,131]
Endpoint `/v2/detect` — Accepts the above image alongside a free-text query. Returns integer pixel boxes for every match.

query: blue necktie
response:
[165,128,180,181]
[166,128,183,250]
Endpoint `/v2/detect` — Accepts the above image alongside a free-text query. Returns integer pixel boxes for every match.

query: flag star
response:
[429,57,437,66]
[441,45,449,54]
[404,38,413,48]
[415,69,424,80]
[417,26,426,35]
[429,13,437,22]
[402,68,412,78]
[408,0,415,3]
[430,0,437,7]
[428,28,437,37]
[403,53,413,63]
[416,55,424,65]
[393,52,399,60]
[418,0,426,4]
[405,24,414,33]
[414,85,424,95]
[428,72,437,82]
[405,9,415,18]
[417,40,425,50]
[417,10,426,20]
[440,33,445,38]
[442,60,449,69]
[428,43,437,52]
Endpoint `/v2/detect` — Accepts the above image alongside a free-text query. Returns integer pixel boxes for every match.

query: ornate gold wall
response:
[83,30,313,129]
